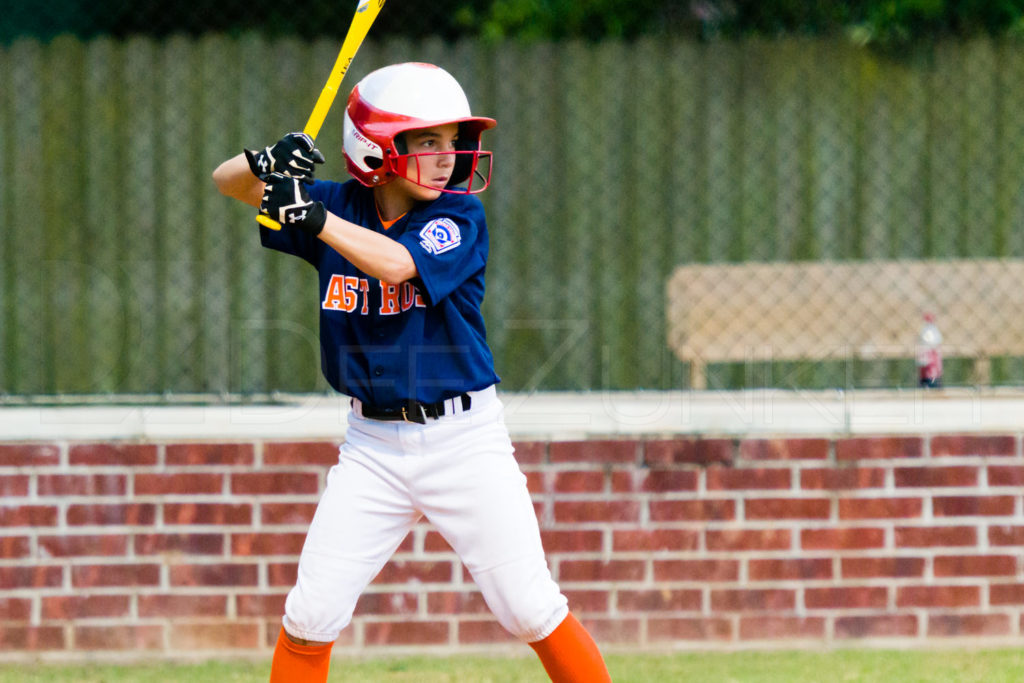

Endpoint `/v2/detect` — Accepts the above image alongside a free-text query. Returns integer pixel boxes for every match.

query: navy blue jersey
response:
[259,179,499,408]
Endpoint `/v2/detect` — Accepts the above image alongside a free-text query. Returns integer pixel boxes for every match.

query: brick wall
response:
[2,432,1023,658]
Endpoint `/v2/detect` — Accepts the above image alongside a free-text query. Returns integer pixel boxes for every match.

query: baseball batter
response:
[213,62,610,682]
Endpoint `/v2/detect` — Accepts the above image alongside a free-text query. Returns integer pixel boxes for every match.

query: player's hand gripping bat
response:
[256,0,387,231]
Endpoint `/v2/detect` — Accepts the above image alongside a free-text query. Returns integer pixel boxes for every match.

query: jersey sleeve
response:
[257,179,344,267]
[397,198,488,306]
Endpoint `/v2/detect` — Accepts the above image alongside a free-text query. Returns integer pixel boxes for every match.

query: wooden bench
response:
[666,259,1024,389]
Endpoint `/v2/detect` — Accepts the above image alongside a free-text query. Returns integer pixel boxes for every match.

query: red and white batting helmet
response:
[342,62,496,194]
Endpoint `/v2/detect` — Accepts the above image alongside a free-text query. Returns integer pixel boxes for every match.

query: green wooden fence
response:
[2,34,1023,399]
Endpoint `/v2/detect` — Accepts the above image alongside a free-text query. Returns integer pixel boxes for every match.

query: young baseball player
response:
[213,62,611,683]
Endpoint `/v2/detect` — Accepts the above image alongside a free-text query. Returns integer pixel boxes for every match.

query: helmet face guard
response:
[342,63,496,194]
[390,146,493,195]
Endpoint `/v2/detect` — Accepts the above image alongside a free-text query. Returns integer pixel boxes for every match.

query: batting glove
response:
[260,173,327,236]
[245,132,325,181]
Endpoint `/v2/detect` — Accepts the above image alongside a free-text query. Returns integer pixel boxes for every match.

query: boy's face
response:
[396,122,460,201]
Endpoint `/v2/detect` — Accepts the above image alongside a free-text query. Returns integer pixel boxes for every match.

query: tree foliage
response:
[4,0,1024,44]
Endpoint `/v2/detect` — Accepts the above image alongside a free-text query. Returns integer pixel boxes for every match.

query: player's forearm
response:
[212,153,264,208]
[318,213,418,284]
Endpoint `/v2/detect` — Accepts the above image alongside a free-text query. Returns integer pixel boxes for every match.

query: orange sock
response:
[528,612,611,682]
[269,627,333,683]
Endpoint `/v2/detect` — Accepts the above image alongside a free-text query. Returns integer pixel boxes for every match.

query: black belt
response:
[357,393,472,424]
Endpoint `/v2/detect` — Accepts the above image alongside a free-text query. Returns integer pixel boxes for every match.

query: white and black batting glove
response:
[260,173,327,236]
[245,132,325,181]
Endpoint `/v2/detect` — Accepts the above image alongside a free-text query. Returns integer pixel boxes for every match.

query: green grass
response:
[2,649,1024,682]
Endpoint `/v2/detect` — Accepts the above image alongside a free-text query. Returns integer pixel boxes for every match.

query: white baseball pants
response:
[282,386,569,643]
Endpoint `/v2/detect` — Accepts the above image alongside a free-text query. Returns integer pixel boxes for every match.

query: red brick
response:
[525,470,545,493]
[0,443,60,467]
[933,496,1015,517]
[836,437,922,461]
[541,529,604,553]
[425,591,488,615]
[564,590,611,614]
[230,532,305,556]
[0,626,66,651]
[37,474,127,496]
[38,534,128,557]
[135,533,224,555]
[422,531,454,553]
[0,475,29,497]
[644,439,734,467]
[373,560,454,585]
[136,473,223,496]
[261,503,318,526]
[800,467,885,490]
[710,589,796,612]
[553,500,640,523]
[0,537,31,558]
[838,497,922,520]
[138,594,228,617]
[801,527,885,550]
[169,563,258,587]
[163,503,252,526]
[69,443,156,466]
[617,589,701,612]
[745,498,831,520]
[804,587,887,610]
[706,528,791,552]
[990,584,1024,605]
[706,467,791,491]
[896,585,980,608]
[740,616,826,640]
[740,439,829,461]
[66,503,156,526]
[41,595,131,620]
[575,617,641,644]
[748,558,832,582]
[842,557,925,579]
[457,619,516,644]
[987,465,1024,487]
[0,598,31,620]
[165,443,254,466]
[634,469,699,493]
[648,617,731,642]
[267,562,298,586]
[74,625,163,650]
[549,440,638,465]
[558,560,645,583]
[650,499,735,522]
[835,614,918,639]
[0,505,58,527]
[653,559,739,582]
[363,620,450,646]
[231,472,319,495]
[263,441,337,466]
[934,555,1016,577]
[895,526,977,548]
[553,470,605,493]
[894,466,978,488]
[611,529,700,553]
[354,592,419,616]
[512,441,547,465]
[928,614,1011,637]
[990,526,1024,546]
[236,593,288,617]
[931,435,1016,457]
[169,621,261,649]
[72,564,160,588]
[0,566,63,590]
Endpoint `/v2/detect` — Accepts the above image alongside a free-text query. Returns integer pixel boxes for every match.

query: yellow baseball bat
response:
[257,0,387,230]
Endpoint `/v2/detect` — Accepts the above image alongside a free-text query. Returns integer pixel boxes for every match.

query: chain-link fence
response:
[2,14,1023,400]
